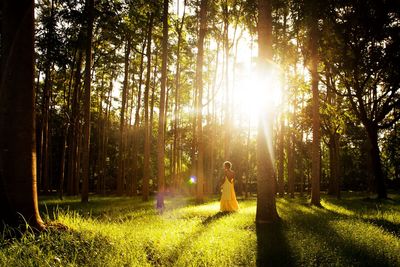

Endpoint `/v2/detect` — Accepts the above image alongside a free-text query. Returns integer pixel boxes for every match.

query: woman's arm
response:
[227,171,234,183]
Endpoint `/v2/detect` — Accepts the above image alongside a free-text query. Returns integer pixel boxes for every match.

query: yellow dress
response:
[220,177,239,212]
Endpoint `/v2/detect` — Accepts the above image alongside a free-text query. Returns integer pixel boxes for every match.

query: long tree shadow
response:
[165,211,231,265]
[364,218,400,237]
[323,197,400,238]
[256,220,295,267]
[289,206,397,266]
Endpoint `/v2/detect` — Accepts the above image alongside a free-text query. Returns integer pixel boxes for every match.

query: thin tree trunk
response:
[310,6,321,206]
[277,121,285,196]
[67,49,83,195]
[195,0,207,203]
[81,0,94,203]
[156,0,169,210]
[223,0,230,159]
[172,2,186,194]
[117,38,131,195]
[131,39,147,196]
[142,13,153,201]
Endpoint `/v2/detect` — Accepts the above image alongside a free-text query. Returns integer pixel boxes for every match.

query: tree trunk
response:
[366,125,387,198]
[156,0,169,210]
[256,0,279,224]
[39,0,56,195]
[277,122,285,196]
[287,134,295,198]
[142,13,153,201]
[40,66,51,194]
[172,2,186,194]
[309,3,321,206]
[59,127,68,200]
[223,0,230,160]
[67,48,83,195]
[81,0,94,203]
[0,0,45,230]
[195,0,207,203]
[117,38,131,195]
[131,39,146,196]
[327,133,340,198]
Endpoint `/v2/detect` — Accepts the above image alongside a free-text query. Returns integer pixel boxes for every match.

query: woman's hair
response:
[223,161,232,170]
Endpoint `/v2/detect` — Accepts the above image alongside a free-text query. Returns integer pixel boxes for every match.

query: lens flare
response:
[188,176,197,184]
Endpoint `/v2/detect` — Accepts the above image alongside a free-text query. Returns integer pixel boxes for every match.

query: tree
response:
[81,0,95,203]
[142,12,154,202]
[157,0,169,209]
[0,0,45,230]
[117,38,131,196]
[256,0,279,224]
[308,0,321,206]
[195,0,208,203]
[325,0,400,199]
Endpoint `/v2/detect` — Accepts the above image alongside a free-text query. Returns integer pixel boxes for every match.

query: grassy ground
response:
[0,192,399,266]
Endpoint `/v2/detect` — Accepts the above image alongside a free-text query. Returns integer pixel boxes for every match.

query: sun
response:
[233,64,283,126]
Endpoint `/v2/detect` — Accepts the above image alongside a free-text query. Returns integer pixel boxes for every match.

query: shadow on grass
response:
[256,221,294,267]
[202,211,231,225]
[289,206,397,266]
[365,218,400,237]
[39,196,156,221]
[323,196,400,238]
[165,211,231,265]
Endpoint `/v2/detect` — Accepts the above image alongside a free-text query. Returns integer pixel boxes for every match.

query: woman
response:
[220,161,239,212]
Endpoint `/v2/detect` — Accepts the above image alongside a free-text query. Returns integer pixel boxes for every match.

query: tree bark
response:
[156,0,169,210]
[117,38,131,195]
[309,2,321,206]
[223,0,231,160]
[195,0,208,203]
[256,0,279,224]
[367,125,387,198]
[277,122,285,196]
[81,0,94,203]
[0,0,45,230]
[131,39,146,196]
[142,13,153,201]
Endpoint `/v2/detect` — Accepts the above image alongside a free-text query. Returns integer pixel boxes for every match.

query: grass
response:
[0,192,399,266]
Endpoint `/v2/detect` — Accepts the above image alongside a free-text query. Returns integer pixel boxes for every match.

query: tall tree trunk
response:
[142,13,153,201]
[287,133,295,198]
[131,39,146,196]
[67,49,83,195]
[223,0,230,160]
[39,0,55,195]
[117,38,131,195]
[195,0,207,203]
[40,67,51,194]
[256,0,279,224]
[0,0,45,230]
[100,83,113,194]
[156,0,169,210]
[59,127,68,200]
[309,3,321,206]
[81,0,94,203]
[277,122,285,196]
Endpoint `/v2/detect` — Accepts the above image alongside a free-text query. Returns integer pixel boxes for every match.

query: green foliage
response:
[1,194,400,266]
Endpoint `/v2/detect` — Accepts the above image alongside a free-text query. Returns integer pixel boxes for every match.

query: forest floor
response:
[1,192,399,266]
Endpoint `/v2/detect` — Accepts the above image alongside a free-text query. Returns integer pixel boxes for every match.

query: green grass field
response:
[1,193,399,266]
